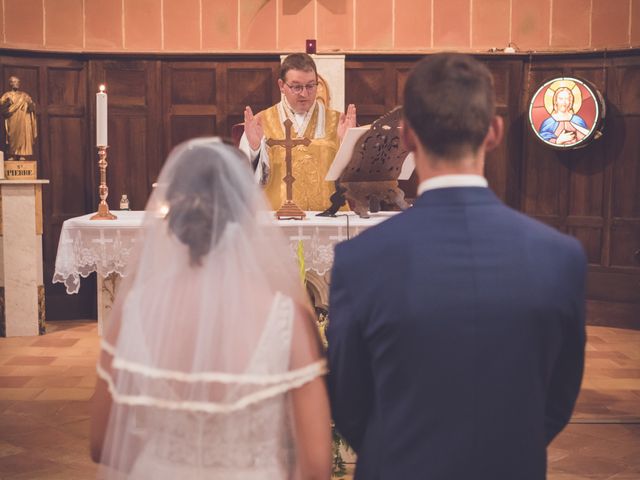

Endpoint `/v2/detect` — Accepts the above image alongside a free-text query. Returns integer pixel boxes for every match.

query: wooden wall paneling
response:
[45,61,96,320]
[586,299,640,329]
[609,68,640,219]
[169,115,217,147]
[565,127,607,267]
[345,58,522,204]
[521,61,603,254]
[393,64,418,199]
[0,50,638,327]
[610,221,640,268]
[587,269,640,304]
[0,55,95,320]
[394,66,411,105]
[162,61,219,156]
[607,58,640,274]
[610,120,640,221]
[517,54,640,323]
[89,60,162,211]
[520,64,566,229]
[215,63,228,137]
[563,64,608,267]
[392,64,415,199]
[483,59,524,207]
[223,62,281,137]
[346,59,418,198]
[345,62,389,126]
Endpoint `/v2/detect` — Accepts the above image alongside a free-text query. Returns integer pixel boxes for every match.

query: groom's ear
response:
[483,115,504,152]
[400,119,418,153]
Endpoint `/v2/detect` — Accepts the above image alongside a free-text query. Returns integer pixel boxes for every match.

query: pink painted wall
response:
[0,0,637,53]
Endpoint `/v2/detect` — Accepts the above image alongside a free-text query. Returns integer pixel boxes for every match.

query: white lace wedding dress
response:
[126,293,296,480]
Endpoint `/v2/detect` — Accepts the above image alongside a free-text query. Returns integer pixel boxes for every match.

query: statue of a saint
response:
[0,76,38,160]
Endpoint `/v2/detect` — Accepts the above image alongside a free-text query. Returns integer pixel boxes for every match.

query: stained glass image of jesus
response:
[539,87,589,145]
[529,78,601,149]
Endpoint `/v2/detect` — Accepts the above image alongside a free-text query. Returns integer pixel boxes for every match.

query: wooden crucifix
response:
[266,118,311,220]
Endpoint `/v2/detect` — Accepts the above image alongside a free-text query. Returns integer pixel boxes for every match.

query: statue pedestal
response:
[0,179,49,337]
[4,160,37,180]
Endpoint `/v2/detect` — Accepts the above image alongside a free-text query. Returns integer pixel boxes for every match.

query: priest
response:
[240,53,356,211]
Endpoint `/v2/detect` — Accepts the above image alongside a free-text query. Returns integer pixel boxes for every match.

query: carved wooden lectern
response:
[320,107,411,218]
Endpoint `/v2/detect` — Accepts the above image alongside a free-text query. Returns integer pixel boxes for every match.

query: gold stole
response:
[259,103,341,211]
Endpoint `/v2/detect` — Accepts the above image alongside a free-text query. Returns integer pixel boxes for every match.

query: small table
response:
[53,210,395,333]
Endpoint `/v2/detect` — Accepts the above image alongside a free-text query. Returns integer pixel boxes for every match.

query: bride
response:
[90,138,331,479]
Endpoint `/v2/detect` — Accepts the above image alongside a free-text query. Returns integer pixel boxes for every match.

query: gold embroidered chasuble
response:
[259,103,341,211]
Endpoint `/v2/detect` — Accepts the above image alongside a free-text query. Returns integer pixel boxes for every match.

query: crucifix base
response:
[275,200,307,220]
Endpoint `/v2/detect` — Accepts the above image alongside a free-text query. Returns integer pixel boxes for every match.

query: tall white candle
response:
[0,150,4,179]
[96,85,108,147]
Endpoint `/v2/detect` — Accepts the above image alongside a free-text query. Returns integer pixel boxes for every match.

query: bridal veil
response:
[95,138,326,478]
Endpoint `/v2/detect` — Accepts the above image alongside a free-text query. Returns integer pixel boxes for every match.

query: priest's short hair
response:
[280,53,318,81]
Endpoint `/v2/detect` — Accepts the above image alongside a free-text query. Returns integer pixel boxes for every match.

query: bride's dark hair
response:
[165,141,250,266]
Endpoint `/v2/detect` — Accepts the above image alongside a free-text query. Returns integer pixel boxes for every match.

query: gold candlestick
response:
[90,146,117,220]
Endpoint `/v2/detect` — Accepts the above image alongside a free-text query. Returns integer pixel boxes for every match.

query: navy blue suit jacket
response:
[327,187,587,480]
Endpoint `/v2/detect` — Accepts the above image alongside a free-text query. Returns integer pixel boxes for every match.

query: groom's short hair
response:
[403,53,495,160]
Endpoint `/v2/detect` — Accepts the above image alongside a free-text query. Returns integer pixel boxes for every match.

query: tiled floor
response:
[0,322,98,479]
[0,321,639,479]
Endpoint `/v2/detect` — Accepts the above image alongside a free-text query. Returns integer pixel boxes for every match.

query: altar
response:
[53,210,395,333]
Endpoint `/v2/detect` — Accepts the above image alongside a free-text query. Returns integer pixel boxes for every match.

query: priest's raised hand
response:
[243,105,264,151]
[337,103,357,142]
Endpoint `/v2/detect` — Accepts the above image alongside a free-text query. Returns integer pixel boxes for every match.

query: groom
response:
[327,53,587,479]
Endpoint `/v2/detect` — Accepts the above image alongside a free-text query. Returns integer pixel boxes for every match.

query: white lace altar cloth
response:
[53,210,395,295]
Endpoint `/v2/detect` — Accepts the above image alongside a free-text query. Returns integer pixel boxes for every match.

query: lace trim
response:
[96,360,327,414]
[102,341,326,385]
[100,292,319,385]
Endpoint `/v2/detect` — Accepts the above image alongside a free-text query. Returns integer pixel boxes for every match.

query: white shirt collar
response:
[417,174,488,195]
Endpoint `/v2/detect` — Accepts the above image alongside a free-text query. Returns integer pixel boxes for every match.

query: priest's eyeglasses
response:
[285,83,318,94]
